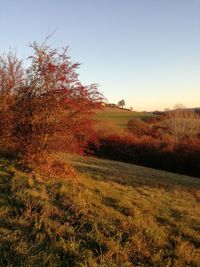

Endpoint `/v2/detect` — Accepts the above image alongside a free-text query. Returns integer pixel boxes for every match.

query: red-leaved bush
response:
[0,42,103,167]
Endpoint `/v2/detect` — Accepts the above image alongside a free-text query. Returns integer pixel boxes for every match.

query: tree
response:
[0,42,103,165]
[118,99,125,109]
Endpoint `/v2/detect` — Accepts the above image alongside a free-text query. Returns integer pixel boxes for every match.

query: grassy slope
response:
[95,107,154,129]
[1,155,200,266]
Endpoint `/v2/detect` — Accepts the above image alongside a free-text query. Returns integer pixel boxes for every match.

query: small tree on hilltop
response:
[118,99,125,109]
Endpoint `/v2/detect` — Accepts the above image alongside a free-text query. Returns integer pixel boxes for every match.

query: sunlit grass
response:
[1,155,200,266]
[95,107,154,129]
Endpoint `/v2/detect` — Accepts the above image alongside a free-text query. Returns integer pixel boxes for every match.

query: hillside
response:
[1,155,200,266]
[95,107,155,129]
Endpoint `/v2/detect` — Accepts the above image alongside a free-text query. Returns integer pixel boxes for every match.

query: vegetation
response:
[0,42,102,166]
[95,107,154,129]
[164,105,200,143]
[1,155,200,266]
[93,106,200,177]
[117,99,125,109]
[127,118,149,136]
[0,40,200,266]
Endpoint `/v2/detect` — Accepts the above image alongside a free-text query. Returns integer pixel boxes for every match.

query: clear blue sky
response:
[0,0,199,111]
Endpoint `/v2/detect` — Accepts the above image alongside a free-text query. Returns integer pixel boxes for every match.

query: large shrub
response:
[0,42,103,165]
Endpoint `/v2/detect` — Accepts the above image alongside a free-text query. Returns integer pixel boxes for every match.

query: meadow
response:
[95,107,154,129]
[1,154,200,266]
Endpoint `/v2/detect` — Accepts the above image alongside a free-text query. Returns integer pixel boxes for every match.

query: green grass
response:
[95,107,155,129]
[1,155,200,266]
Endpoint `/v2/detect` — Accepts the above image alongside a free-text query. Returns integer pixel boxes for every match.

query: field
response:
[1,154,200,266]
[95,107,154,129]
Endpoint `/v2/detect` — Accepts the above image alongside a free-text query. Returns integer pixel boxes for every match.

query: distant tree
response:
[118,99,125,109]
[129,107,133,111]
[108,103,117,108]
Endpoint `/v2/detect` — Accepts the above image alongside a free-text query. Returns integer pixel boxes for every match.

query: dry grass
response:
[1,155,200,266]
[69,154,200,266]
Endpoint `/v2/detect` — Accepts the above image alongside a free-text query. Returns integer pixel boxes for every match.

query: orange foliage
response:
[93,126,200,177]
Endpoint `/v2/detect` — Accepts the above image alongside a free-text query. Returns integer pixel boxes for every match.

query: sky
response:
[0,0,199,111]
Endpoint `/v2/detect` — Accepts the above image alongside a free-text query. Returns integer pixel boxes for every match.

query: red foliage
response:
[0,42,103,164]
[93,130,200,178]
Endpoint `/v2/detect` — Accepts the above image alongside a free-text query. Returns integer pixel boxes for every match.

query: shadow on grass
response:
[71,157,200,192]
